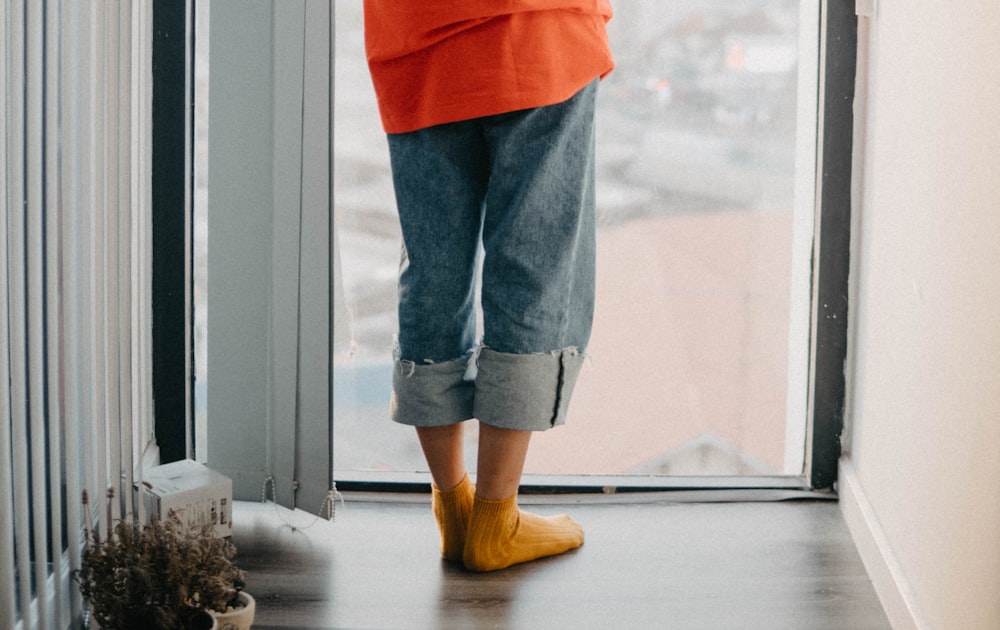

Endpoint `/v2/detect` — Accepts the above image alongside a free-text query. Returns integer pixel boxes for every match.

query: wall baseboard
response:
[839,458,928,630]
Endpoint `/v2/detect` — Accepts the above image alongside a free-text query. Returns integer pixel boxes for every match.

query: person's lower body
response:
[386,80,598,571]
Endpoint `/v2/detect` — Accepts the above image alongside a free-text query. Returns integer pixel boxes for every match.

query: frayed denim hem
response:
[473,346,585,432]
[390,353,475,427]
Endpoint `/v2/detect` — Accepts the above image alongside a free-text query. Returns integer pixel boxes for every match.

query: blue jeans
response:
[387,80,598,431]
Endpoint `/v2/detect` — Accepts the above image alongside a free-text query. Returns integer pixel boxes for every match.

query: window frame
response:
[806,0,857,491]
[151,0,193,464]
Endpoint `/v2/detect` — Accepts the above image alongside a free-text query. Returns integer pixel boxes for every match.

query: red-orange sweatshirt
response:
[364,0,615,134]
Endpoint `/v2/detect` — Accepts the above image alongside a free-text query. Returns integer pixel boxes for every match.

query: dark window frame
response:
[151,0,193,464]
[808,0,857,490]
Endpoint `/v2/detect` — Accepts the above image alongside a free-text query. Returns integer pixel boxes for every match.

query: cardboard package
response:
[140,459,233,538]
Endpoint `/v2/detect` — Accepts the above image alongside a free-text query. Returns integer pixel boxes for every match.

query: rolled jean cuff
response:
[473,347,585,432]
[391,354,475,427]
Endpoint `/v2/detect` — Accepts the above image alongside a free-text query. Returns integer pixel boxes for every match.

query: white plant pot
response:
[212,592,255,630]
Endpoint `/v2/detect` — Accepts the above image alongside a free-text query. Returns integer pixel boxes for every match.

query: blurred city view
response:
[333,0,817,477]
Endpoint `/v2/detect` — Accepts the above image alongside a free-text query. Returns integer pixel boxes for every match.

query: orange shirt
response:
[364,0,614,134]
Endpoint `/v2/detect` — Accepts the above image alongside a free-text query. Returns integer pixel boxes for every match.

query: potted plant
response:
[211,590,256,630]
[75,489,254,629]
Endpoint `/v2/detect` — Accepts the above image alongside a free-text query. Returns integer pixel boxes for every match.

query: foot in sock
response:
[463,494,584,572]
[431,473,475,563]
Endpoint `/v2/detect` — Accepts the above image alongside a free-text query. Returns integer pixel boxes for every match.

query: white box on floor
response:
[140,459,233,538]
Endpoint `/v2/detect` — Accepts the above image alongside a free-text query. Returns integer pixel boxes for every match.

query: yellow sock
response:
[431,473,475,563]
[463,494,584,572]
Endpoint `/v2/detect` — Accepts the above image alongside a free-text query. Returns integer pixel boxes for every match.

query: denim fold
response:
[473,347,585,431]
[390,355,475,427]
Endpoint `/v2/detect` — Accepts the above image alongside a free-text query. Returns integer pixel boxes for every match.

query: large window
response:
[333,0,821,481]
[188,0,855,495]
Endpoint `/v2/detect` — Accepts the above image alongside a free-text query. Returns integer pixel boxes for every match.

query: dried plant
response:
[75,488,246,630]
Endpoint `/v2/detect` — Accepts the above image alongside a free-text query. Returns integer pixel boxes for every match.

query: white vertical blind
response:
[1,1,23,625]
[205,0,333,514]
[43,0,64,623]
[0,4,17,624]
[60,1,85,620]
[1,1,153,627]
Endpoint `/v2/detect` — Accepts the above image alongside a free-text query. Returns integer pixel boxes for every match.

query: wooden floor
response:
[232,493,891,630]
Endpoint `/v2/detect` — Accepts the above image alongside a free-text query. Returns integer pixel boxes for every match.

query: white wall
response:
[844,1,1000,628]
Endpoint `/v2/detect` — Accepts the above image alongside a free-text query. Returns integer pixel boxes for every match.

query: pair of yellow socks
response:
[430,473,584,572]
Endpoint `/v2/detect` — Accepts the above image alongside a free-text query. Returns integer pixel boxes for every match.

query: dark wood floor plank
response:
[232,495,890,630]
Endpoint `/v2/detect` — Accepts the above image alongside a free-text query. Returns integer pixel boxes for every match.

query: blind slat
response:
[118,0,136,520]
[61,0,86,620]
[0,0,18,625]
[26,0,52,626]
[86,0,109,529]
[45,0,67,623]
[103,0,123,523]
[6,0,35,622]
